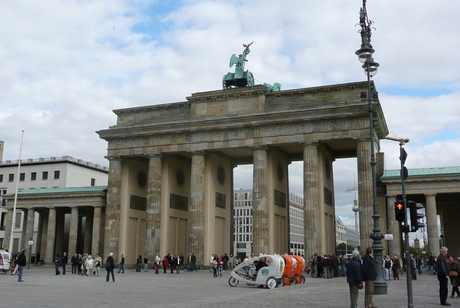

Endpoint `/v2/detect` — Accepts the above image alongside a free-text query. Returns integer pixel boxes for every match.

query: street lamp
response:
[355,0,387,295]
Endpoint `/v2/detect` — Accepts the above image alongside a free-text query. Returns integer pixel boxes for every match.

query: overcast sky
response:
[1,0,459,238]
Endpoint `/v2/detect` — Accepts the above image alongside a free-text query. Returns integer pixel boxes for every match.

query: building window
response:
[9,174,14,182]
[20,173,25,181]
[31,172,36,181]
[42,171,48,180]
[15,213,21,228]
[0,174,3,182]
[91,178,95,186]
[54,171,60,179]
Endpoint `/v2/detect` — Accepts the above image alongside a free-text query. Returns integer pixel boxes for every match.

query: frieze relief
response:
[108,118,362,150]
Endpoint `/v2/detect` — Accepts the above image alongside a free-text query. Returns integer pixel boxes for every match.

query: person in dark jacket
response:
[347,251,363,308]
[17,249,27,282]
[437,247,451,306]
[106,252,115,282]
[361,247,377,308]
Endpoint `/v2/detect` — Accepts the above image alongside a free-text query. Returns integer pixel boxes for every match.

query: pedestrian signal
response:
[395,200,405,222]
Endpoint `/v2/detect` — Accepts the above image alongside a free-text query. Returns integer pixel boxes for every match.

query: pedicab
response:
[280,255,298,286]
[292,255,306,284]
[0,250,10,274]
[228,254,285,289]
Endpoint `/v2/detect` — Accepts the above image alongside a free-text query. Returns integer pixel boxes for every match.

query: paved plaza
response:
[0,265,456,308]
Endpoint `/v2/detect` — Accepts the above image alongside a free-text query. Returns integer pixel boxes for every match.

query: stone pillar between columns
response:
[145,154,162,259]
[45,207,56,263]
[104,157,122,260]
[4,209,13,252]
[84,210,93,254]
[253,146,269,255]
[425,194,439,254]
[386,195,400,256]
[189,151,205,266]
[25,208,35,249]
[68,206,79,255]
[357,139,373,250]
[92,206,102,255]
[303,143,321,259]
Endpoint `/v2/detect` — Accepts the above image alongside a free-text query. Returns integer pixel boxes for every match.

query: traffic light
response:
[408,201,425,232]
[395,200,405,222]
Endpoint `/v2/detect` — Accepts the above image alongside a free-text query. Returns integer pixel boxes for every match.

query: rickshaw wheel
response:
[266,277,277,289]
[228,277,239,287]
[278,279,285,287]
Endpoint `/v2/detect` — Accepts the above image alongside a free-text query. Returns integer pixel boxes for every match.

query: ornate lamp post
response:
[355,0,387,294]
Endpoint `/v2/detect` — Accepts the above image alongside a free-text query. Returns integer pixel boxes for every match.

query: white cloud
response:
[1,0,459,226]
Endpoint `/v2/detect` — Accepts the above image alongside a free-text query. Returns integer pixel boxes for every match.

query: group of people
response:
[346,246,458,307]
[309,253,348,278]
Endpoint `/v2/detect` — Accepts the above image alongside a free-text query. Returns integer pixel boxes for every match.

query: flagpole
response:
[8,130,24,254]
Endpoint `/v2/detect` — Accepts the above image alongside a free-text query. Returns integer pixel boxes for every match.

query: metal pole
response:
[367,62,386,294]
[8,130,24,255]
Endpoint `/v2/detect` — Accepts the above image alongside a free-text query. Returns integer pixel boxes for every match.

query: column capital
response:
[424,193,437,198]
[251,145,268,151]
[147,152,162,158]
[105,155,122,161]
[303,142,319,148]
[189,150,206,156]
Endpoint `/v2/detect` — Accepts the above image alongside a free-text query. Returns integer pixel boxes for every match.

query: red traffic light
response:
[395,200,405,222]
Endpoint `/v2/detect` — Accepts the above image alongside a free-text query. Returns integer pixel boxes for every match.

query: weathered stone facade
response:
[97,82,388,265]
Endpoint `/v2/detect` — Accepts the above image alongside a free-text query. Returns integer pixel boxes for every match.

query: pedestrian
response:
[118,254,125,273]
[392,254,400,280]
[136,255,142,272]
[94,254,102,276]
[383,255,392,281]
[162,255,169,273]
[61,252,68,275]
[85,255,94,277]
[187,253,193,272]
[175,254,182,274]
[436,246,451,306]
[448,255,460,298]
[155,253,161,274]
[54,253,61,275]
[71,253,78,274]
[17,249,27,282]
[428,252,437,276]
[347,251,363,308]
[143,256,149,272]
[106,252,115,282]
[410,254,417,280]
[361,247,377,308]
[217,255,224,277]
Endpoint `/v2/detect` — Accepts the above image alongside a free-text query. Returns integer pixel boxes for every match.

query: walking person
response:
[85,255,95,277]
[136,255,142,272]
[117,254,125,273]
[94,254,102,276]
[71,253,78,274]
[347,251,363,308]
[106,252,115,282]
[17,249,27,282]
[61,252,68,275]
[143,256,149,272]
[54,253,61,275]
[383,255,392,281]
[392,254,400,280]
[448,255,460,298]
[162,255,169,273]
[437,246,451,306]
[362,247,377,308]
[155,253,161,274]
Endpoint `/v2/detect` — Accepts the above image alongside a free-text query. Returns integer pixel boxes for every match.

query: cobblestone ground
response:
[0,266,456,308]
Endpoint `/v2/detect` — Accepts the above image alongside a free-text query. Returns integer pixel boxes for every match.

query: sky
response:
[1,0,460,241]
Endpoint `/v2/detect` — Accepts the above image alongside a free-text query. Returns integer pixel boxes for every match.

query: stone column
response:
[104,156,122,260]
[189,151,205,266]
[145,154,162,258]
[253,146,269,255]
[68,206,79,255]
[425,194,439,254]
[357,139,373,250]
[84,210,93,254]
[25,208,35,248]
[303,143,321,258]
[45,207,56,263]
[386,195,401,256]
[92,206,102,255]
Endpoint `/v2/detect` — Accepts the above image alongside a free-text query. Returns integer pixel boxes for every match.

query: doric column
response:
[145,154,162,259]
[92,206,102,255]
[68,206,79,255]
[425,194,439,254]
[386,195,401,256]
[84,210,93,254]
[45,207,56,263]
[25,208,35,248]
[357,139,373,250]
[104,156,122,260]
[303,143,321,258]
[253,146,269,255]
[189,151,206,266]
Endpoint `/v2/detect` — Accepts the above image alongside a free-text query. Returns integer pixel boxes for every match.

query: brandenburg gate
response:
[97,81,389,266]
